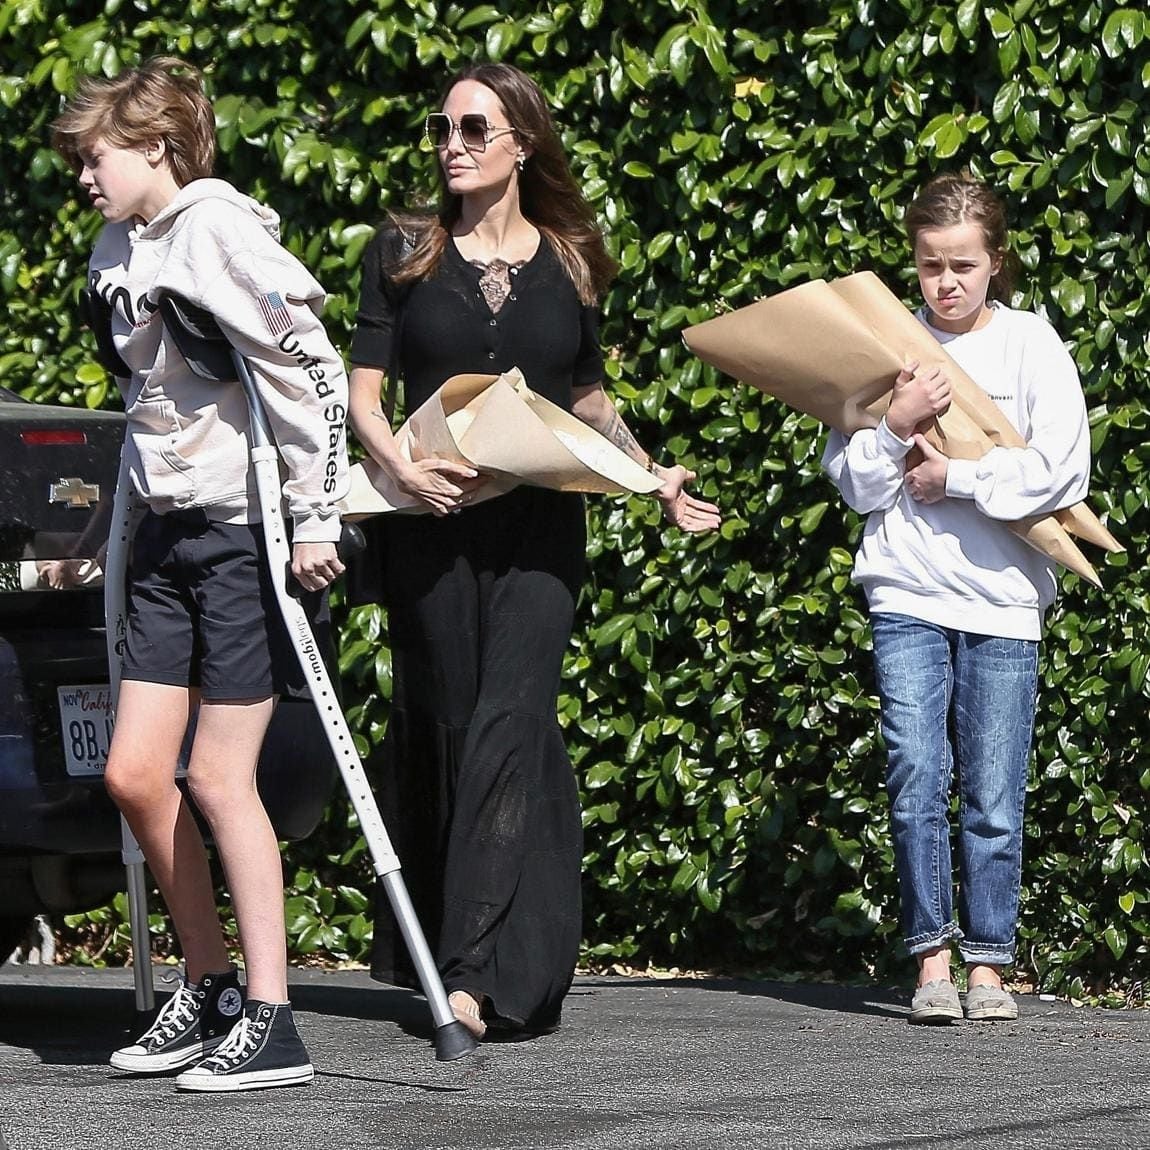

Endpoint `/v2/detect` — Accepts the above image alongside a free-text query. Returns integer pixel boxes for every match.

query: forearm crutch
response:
[82,288,156,1017]
[105,463,158,1017]
[156,293,476,1062]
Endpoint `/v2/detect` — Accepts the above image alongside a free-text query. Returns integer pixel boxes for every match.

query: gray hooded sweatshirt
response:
[88,178,349,543]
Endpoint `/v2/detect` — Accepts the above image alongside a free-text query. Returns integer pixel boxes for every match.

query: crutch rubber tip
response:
[434,1020,480,1061]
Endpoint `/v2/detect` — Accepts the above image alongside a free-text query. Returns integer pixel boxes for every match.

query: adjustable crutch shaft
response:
[228,340,475,1062]
[102,455,156,1015]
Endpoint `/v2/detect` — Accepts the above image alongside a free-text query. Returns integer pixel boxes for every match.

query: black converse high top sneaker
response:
[110,968,245,1073]
[175,1001,313,1092]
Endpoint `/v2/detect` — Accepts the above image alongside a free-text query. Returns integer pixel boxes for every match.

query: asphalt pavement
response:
[2,963,1150,1149]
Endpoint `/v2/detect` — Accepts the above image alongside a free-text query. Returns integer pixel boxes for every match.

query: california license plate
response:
[57,684,115,777]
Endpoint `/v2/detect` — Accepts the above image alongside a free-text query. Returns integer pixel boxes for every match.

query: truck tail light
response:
[20,429,88,446]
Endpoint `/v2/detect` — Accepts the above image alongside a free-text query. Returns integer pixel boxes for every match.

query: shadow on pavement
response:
[0,974,485,1094]
[0,980,132,1065]
[0,967,911,1072]
[291,979,573,1045]
[0,975,439,1065]
[289,980,427,1026]
[859,1102,1150,1150]
[573,974,908,1020]
[738,977,907,1019]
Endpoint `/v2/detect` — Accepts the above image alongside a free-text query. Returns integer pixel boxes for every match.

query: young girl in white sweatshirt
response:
[52,57,349,1089]
[823,172,1091,1024]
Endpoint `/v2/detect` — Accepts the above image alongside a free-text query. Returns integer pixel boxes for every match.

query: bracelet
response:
[644,456,660,474]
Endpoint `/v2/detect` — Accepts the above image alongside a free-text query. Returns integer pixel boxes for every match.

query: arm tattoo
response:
[602,408,641,456]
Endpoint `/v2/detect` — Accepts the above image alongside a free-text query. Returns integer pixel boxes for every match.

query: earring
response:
[516,156,525,173]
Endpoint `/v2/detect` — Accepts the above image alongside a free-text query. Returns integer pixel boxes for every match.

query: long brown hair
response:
[394,63,616,305]
[904,172,1019,301]
[51,56,214,188]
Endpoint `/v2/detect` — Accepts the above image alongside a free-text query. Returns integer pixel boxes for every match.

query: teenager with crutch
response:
[53,56,352,1092]
[156,293,479,1065]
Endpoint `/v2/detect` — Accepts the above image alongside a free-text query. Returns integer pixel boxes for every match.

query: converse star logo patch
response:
[218,987,244,1017]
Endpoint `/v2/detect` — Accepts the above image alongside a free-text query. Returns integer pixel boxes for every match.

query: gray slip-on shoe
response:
[909,979,962,1024]
[964,983,1018,1021]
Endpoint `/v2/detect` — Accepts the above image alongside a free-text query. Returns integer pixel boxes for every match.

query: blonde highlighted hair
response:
[51,56,214,187]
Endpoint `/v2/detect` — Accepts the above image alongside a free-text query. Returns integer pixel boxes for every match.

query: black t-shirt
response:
[350,225,604,412]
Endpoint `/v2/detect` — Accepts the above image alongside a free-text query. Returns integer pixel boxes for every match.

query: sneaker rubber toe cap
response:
[909,979,963,1024]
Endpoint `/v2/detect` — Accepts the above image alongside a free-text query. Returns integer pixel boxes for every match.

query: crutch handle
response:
[154,296,235,382]
[80,288,132,379]
[338,521,367,560]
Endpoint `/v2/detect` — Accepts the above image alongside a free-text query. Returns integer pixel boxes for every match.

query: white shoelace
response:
[201,1015,259,1068]
[140,975,200,1041]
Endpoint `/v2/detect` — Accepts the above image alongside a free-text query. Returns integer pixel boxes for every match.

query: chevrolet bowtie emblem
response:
[50,477,101,508]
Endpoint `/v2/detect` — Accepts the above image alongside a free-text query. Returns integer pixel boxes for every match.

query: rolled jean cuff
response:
[905,923,963,956]
[959,940,1015,966]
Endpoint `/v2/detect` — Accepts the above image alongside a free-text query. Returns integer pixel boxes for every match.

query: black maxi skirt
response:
[366,485,586,1032]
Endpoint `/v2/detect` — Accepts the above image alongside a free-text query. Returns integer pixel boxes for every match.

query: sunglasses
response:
[424,112,517,153]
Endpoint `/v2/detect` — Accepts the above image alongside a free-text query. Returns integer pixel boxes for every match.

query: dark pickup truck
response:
[0,386,336,961]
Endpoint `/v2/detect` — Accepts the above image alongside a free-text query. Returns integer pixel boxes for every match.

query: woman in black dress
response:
[348,62,719,1039]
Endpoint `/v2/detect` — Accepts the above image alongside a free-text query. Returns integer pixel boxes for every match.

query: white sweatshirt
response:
[822,303,1091,641]
[88,178,349,543]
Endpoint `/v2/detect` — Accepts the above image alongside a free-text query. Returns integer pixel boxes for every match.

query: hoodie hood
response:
[140,177,282,241]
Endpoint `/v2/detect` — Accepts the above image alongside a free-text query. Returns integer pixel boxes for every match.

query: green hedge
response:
[4,0,1149,999]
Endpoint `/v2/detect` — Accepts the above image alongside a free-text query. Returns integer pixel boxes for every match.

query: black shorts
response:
[121,509,328,700]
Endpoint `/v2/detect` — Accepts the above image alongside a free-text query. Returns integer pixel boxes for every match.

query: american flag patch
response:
[257,291,293,336]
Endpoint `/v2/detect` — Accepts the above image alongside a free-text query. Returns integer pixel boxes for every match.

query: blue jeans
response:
[871,613,1038,966]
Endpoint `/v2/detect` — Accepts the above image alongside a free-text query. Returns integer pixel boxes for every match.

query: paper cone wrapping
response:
[829,273,1121,557]
[683,272,1119,586]
[341,367,660,519]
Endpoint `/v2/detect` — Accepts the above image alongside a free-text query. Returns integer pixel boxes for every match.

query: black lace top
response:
[350,227,604,413]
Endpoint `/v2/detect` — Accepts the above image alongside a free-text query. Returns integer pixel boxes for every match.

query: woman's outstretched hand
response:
[653,464,721,533]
